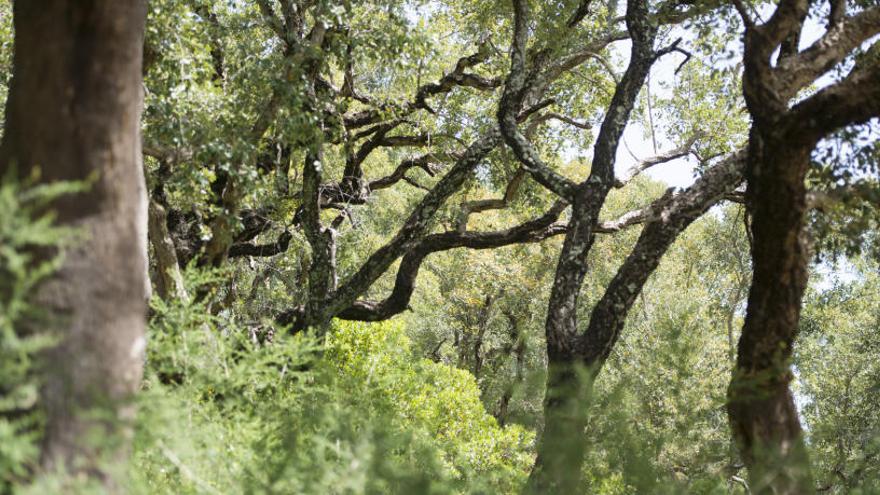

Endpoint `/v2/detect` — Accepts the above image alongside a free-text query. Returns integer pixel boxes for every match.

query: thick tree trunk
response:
[0,1,147,489]
[727,136,815,495]
[729,4,880,491]
[524,198,600,494]
[525,356,593,494]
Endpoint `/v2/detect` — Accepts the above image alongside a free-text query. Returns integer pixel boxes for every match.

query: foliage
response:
[798,260,880,493]
[1,0,879,493]
[0,173,81,492]
[582,206,751,494]
[129,275,532,494]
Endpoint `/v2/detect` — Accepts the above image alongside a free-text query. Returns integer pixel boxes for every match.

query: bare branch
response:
[343,43,500,129]
[368,153,449,191]
[775,7,880,101]
[788,49,880,140]
[316,129,502,323]
[456,168,527,232]
[614,133,700,188]
[535,112,593,130]
[334,201,568,323]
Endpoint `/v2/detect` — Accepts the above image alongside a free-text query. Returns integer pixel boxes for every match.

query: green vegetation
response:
[133,290,533,494]
[1,0,879,493]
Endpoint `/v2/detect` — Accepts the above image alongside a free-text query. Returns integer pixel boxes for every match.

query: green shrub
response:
[131,284,533,494]
[0,172,81,492]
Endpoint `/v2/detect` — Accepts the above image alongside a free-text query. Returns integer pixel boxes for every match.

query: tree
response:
[0,0,148,489]
[727,1,880,493]
[134,0,880,493]
[493,0,749,490]
[142,0,746,490]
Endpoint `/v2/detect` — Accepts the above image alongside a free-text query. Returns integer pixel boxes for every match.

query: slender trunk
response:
[0,1,147,489]
[148,199,188,301]
[727,136,814,495]
[496,312,526,426]
[473,294,493,378]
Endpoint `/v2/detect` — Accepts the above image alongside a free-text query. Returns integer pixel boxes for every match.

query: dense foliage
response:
[1,0,879,493]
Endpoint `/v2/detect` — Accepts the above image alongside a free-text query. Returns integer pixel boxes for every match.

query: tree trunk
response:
[148,199,188,301]
[525,356,592,494]
[727,135,815,495]
[524,198,599,494]
[729,5,880,491]
[526,150,746,493]
[0,0,148,489]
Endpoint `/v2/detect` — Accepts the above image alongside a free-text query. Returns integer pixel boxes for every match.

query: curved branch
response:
[775,7,880,101]
[456,168,527,232]
[787,48,880,140]
[315,129,502,323]
[343,43,499,129]
[497,0,578,200]
[614,133,701,188]
[336,201,568,322]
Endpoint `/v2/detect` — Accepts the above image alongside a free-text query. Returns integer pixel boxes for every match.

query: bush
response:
[130,284,533,494]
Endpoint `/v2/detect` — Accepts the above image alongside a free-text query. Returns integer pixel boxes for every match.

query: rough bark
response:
[0,0,147,489]
[728,134,815,495]
[280,200,567,327]
[519,0,661,490]
[728,3,880,492]
[579,151,745,366]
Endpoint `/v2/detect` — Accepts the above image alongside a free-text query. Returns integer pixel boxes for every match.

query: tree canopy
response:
[1,0,879,493]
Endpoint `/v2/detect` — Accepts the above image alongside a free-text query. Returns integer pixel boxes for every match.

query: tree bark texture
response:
[522,0,660,490]
[729,4,880,491]
[727,131,815,495]
[0,1,148,489]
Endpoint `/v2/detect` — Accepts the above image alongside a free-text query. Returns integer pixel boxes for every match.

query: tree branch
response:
[577,149,746,365]
[456,168,527,232]
[614,133,701,188]
[497,0,578,200]
[335,201,568,322]
[775,6,880,100]
[316,129,502,323]
[343,42,499,129]
[787,50,880,140]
